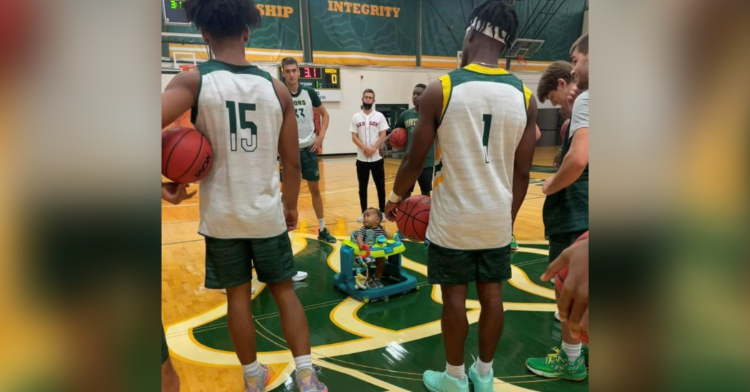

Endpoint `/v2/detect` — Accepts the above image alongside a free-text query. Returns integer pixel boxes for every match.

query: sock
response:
[474,358,493,376]
[294,354,313,371]
[446,362,465,379]
[562,341,582,363]
[242,360,262,378]
[318,219,326,230]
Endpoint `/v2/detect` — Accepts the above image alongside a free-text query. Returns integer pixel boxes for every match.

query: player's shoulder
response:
[301,85,317,95]
[167,68,201,92]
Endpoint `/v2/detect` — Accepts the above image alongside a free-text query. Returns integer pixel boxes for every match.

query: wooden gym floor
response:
[162,146,587,391]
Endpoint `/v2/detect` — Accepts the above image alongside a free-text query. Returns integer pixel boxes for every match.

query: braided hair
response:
[183,0,261,38]
[467,0,519,49]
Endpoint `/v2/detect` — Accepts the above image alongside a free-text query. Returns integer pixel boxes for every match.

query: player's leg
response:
[204,237,268,388]
[417,166,433,197]
[528,231,588,381]
[226,282,258,363]
[441,284,469,365]
[372,159,386,213]
[467,246,512,390]
[251,232,327,390]
[307,181,336,245]
[476,282,504,362]
[422,243,473,391]
[161,359,180,392]
[356,160,370,216]
[526,308,587,381]
[162,325,180,392]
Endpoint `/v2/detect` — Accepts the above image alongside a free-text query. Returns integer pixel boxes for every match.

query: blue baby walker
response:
[333,230,418,303]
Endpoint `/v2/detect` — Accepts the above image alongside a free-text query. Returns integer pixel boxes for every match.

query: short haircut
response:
[363,89,375,98]
[570,33,589,56]
[415,84,427,90]
[281,57,298,67]
[537,61,573,103]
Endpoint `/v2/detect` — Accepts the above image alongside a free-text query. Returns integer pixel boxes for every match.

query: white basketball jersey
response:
[192,60,286,238]
[427,64,532,250]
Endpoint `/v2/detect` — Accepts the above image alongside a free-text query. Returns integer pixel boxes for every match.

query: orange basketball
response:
[396,195,430,241]
[162,127,214,184]
[390,127,407,150]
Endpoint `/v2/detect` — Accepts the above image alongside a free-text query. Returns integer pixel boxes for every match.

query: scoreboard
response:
[163,0,189,24]
[280,66,341,90]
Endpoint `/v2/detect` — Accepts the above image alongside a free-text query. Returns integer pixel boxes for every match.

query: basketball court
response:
[162,150,589,392]
[162,0,589,390]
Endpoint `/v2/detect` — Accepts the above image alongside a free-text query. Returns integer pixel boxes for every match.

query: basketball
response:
[390,127,407,150]
[396,195,431,241]
[162,127,214,184]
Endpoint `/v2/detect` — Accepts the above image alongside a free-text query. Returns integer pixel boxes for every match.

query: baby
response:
[355,207,391,289]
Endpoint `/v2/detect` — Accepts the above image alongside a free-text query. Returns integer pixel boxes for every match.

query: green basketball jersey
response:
[542,127,589,237]
[394,108,434,168]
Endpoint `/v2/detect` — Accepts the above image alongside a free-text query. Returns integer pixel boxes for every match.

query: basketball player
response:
[393,83,433,199]
[385,1,537,391]
[526,33,589,381]
[280,57,337,244]
[537,61,576,169]
[351,89,389,220]
[161,1,327,391]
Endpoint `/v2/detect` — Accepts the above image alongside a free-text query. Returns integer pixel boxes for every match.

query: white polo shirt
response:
[349,110,389,162]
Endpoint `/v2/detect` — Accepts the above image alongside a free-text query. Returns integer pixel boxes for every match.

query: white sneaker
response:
[357,214,364,222]
[293,271,308,281]
[554,310,561,322]
[382,212,386,221]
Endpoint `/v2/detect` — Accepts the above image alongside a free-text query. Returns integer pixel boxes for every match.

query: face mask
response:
[362,102,373,110]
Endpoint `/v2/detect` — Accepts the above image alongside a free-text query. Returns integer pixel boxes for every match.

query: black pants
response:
[356,159,386,212]
[407,166,434,197]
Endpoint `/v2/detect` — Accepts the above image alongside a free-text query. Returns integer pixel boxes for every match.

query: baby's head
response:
[362,207,383,229]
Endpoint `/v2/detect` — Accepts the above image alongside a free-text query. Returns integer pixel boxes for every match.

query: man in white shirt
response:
[350,89,389,218]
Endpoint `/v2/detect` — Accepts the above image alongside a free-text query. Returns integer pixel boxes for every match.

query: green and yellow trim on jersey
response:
[432,64,533,191]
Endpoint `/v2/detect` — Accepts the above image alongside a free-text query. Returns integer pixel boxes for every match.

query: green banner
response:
[310,0,418,66]
[421,0,586,62]
[163,0,302,53]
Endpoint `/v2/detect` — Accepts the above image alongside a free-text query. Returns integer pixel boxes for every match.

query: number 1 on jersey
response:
[482,114,492,163]
[226,101,258,152]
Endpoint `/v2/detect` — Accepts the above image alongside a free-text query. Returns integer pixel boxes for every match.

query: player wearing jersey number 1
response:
[385,1,538,391]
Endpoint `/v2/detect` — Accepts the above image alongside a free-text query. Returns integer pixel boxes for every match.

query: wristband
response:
[388,191,403,203]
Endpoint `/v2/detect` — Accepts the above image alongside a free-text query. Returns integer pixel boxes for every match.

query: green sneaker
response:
[422,370,469,392]
[510,235,519,251]
[582,344,589,367]
[468,363,494,392]
[525,348,587,381]
[318,228,337,243]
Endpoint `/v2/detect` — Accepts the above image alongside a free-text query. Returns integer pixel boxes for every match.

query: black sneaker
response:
[317,228,337,243]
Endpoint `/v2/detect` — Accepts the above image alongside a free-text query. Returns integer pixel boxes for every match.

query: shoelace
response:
[545,347,564,365]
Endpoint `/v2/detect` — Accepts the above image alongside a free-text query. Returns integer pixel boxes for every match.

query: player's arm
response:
[273,78,301,230]
[315,103,330,136]
[161,70,200,128]
[310,91,329,152]
[512,97,538,224]
[542,128,588,195]
[386,113,407,144]
[385,81,441,220]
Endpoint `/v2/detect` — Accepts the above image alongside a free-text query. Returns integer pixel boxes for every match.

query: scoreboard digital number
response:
[163,0,189,24]
[280,66,341,90]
